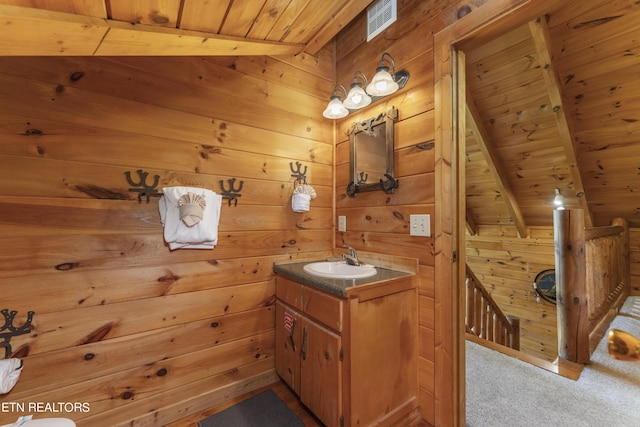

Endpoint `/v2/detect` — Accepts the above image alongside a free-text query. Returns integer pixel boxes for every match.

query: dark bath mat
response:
[198,388,307,427]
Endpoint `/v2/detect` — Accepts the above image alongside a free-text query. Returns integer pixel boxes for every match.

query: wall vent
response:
[366,0,397,42]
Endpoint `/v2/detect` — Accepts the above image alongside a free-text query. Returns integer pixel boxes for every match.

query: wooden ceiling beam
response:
[0,5,304,56]
[528,16,593,227]
[0,5,108,55]
[466,91,528,238]
[98,21,304,56]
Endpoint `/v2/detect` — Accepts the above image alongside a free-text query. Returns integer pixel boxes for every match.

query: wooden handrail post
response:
[554,209,590,363]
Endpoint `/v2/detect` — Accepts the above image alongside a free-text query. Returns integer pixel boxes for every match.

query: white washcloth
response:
[159,186,222,250]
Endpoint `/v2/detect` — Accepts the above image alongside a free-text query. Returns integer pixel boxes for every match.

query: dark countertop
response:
[273,260,412,297]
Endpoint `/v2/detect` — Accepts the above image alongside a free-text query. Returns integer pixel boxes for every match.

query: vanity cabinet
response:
[274,272,418,427]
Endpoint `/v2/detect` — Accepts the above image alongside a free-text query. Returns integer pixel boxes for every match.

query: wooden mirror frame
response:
[346,107,398,197]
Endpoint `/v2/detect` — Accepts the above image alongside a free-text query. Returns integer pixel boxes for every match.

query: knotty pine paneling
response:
[0,50,333,426]
[466,225,558,361]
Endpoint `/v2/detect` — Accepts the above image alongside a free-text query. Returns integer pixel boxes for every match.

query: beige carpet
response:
[466,297,640,427]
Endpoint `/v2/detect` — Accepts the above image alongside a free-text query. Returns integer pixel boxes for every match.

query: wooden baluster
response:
[466,278,475,334]
[487,309,494,342]
[474,288,482,336]
[480,299,489,339]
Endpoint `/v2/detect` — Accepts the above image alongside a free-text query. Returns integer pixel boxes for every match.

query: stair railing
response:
[465,264,520,350]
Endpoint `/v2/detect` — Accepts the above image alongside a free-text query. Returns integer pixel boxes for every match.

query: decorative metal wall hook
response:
[290,162,308,184]
[1,309,35,359]
[125,170,160,202]
[380,173,399,193]
[219,178,243,206]
[357,171,369,184]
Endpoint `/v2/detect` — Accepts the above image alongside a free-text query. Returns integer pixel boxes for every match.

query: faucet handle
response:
[343,245,357,257]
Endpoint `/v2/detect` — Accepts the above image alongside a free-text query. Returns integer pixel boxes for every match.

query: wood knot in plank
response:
[75,185,128,200]
[69,71,84,82]
[80,322,116,345]
[55,262,79,271]
[157,274,180,284]
[149,12,170,24]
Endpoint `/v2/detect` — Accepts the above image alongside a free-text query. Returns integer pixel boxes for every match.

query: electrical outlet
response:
[338,216,346,232]
[410,214,430,236]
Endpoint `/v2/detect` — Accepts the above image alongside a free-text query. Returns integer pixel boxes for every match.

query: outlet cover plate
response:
[410,214,430,236]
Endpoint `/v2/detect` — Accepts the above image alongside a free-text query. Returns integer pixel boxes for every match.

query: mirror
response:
[533,269,556,304]
[346,107,398,197]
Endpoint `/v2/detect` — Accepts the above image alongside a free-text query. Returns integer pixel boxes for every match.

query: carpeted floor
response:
[466,296,640,427]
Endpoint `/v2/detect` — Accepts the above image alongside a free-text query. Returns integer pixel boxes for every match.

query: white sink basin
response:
[303,261,377,279]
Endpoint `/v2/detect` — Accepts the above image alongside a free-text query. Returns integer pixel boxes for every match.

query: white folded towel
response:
[159,186,222,250]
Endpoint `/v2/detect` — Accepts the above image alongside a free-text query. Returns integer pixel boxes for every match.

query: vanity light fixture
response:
[323,52,409,119]
[553,188,565,210]
[367,52,401,96]
[322,84,349,119]
[343,71,372,109]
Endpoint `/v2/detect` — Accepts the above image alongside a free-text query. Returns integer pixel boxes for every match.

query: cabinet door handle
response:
[289,318,296,351]
[301,326,308,361]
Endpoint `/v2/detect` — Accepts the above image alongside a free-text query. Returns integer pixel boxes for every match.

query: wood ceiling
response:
[462,0,640,232]
[0,0,372,56]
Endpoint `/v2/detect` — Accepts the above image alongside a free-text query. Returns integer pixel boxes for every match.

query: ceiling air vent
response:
[367,0,397,42]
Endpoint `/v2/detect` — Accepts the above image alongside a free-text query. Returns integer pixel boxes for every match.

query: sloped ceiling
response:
[0,0,373,56]
[462,1,640,232]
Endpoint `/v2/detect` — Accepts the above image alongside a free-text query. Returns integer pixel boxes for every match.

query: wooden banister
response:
[465,265,520,350]
[554,210,630,364]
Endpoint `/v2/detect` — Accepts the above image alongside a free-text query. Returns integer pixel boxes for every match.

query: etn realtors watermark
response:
[1,402,90,413]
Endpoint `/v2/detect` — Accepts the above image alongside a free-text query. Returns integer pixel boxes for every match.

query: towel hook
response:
[125,170,161,202]
[219,178,243,206]
[290,162,308,185]
[0,309,35,359]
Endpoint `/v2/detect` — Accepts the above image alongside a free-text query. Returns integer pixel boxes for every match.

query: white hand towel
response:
[159,187,222,250]
[0,358,22,394]
[292,193,311,212]
[292,184,316,212]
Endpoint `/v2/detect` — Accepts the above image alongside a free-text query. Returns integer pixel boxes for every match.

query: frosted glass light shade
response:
[366,66,399,96]
[323,96,348,119]
[343,84,371,109]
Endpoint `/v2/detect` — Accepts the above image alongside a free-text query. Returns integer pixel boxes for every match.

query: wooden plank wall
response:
[0,53,334,426]
[466,225,558,362]
[334,0,490,423]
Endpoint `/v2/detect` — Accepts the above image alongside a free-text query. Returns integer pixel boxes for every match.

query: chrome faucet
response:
[342,246,360,266]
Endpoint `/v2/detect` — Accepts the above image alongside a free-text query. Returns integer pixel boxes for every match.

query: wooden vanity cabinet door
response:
[299,316,342,427]
[275,301,301,395]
